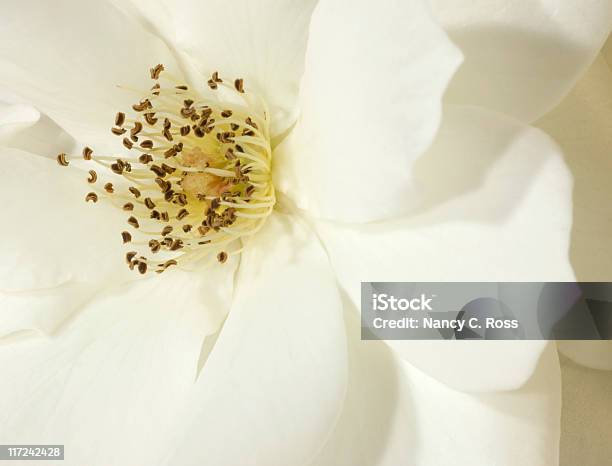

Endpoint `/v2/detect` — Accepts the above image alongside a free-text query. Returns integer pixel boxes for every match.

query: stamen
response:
[57,66,274,274]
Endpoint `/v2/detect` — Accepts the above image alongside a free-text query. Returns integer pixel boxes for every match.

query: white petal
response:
[0,0,179,150]
[536,51,612,371]
[0,148,133,335]
[112,0,318,136]
[273,0,462,222]
[0,268,234,466]
[401,343,561,465]
[0,101,77,159]
[430,0,612,122]
[312,301,562,466]
[167,213,348,466]
[314,106,574,391]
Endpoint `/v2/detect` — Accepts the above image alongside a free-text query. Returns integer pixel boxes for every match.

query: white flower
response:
[0,1,610,466]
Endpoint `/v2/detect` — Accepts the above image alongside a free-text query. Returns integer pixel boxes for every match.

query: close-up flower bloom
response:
[0,1,610,465]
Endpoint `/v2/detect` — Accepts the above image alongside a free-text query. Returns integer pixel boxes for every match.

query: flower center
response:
[57,65,274,274]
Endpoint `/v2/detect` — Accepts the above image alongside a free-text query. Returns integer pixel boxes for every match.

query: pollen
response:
[57,66,274,274]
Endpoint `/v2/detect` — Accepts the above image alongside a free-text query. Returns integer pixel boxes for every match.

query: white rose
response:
[0,1,610,465]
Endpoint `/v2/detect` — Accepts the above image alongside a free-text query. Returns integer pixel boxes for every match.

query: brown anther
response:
[127,216,140,228]
[140,139,154,149]
[161,225,173,236]
[122,138,133,149]
[225,148,237,160]
[176,193,187,206]
[193,127,205,138]
[82,147,93,160]
[162,128,173,141]
[183,99,194,107]
[216,131,235,143]
[85,192,98,203]
[245,117,258,129]
[163,259,177,269]
[112,127,127,136]
[121,231,132,244]
[177,208,189,220]
[149,239,161,253]
[234,78,244,93]
[161,163,175,174]
[150,210,160,220]
[123,202,134,211]
[207,79,218,90]
[105,183,115,193]
[155,177,171,192]
[129,187,141,198]
[212,71,222,83]
[230,123,240,131]
[242,128,255,137]
[170,239,183,251]
[245,185,255,196]
[150,64,165,80]
[198,225,210,236]
[139,155,153,166]
[56,153,69,166]
[150,164,166,177]
[221,110,233,118]
[164,190,175,202]
[126,251,137,263]
[144,197,156,209]
[182,224,192,233]
[115,112,126,127]
[175,85,188,91]
[144,113,158,125]
[132,99,152,112]
[180,125,191,136]
[180,107,196,118]
[161,211,170,222]
[151,83,161,96]
[87,170,97,183]
[217,251,228,263]
[131,121,143,137]
[137,261,148,274]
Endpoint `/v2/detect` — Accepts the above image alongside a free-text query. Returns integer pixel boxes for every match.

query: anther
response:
[121,231,132,244]
[56,153,69,166]
[217,251,228,263]
[115,112,126,127]
[123,202,134,211]
[127,216,140,228]
[149,239,161,253]
[140,140,154,149]
[139,154,153,164]
[87,170,97,183]
[105,183,115,193]
[126,251,137,263]
[150,64,165,80]
[144,113,158,125]
[112,127,127,136]
[82,147,93,160]
[85,192,98,203]
[161,225,173,236]
[129,187,141,198]
[132,99,152,112]
[234,78,244,93]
